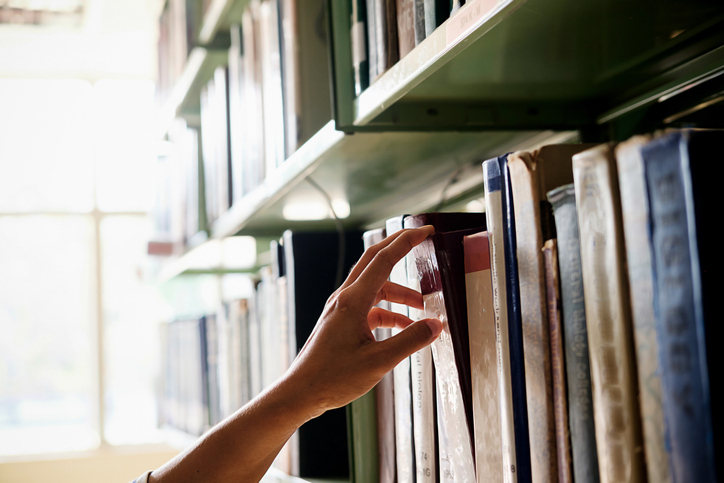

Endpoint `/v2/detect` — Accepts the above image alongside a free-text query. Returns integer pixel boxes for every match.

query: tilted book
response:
[403,231,438,483]
[542,239,572,483]
[385,215,416,483]
[463,231,503,483]
[405,212,486,483]
[641,130,722,483]
[547,183,600,483]
[614,136,670,483]
[572,144,645,483]
[483,155,531,483]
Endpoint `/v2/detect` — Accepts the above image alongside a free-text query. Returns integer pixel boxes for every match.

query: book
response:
[366,0,379,83]
[572,144,646,483]
[413,0,426,45]
[228,24,246,204]
[423,0,448,36]
[641,130,721,483]
[350,0,370,96]
[279,0,332,155]
[542,239,572,483]
[614,135,670,483]
[348,386,380,483]
[283,229,364,478]
[547,183,600,483]
[259,0,286,175]
[507,144,595,482]
[371,0,400,81]
[405,250,438,483]
[405,212,486,483]
[385,215,416,483]
[241,2,266,193]
[363,227,396,483]
[396,0,415,60]
[463,231,503,483]
[482,155,531,483]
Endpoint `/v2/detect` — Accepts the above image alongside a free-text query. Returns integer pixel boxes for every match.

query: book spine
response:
[499,155,533,483]
[350,0,370,96]
[642,132,717,483]
[483,158,521,483]
[366,0,378,82]
[386,216,416,483]
[407,254,438,483]
[614,137,671,483]
[572,145,645,483]
[542,240,573,483]
[507,154,558,483]
[423,0,448,36]
[547,184,600,483]
[383,0,400,68]
[407,233,475,483]
[413,0,426,45]
[464,232,504,483]
[396,0,416,59]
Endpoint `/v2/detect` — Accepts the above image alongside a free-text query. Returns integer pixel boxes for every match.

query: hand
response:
[280,225,444,420]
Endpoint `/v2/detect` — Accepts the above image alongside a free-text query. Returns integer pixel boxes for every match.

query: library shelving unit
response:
[156,0,724,479]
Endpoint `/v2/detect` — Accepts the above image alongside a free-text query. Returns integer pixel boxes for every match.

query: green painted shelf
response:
[328,0,724,131]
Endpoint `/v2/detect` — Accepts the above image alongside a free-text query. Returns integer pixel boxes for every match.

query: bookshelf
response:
[154,0,724,480]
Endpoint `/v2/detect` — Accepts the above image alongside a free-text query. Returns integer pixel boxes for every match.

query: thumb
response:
[375,318,443,371]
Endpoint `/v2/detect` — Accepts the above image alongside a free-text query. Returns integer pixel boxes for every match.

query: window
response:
[0,78,165,456]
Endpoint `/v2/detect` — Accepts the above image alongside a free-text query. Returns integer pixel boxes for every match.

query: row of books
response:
[351,129,721,483]
[158,0,204,107]
[350,0,466,95]
[159,229,365,479]
[198,0,332,226]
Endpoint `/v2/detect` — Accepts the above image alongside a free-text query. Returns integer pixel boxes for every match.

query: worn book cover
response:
[614,135,670,483]
[507,143,594,482]
[463,231,503,483]
[573,144,645,483]
[405,212,485,483]
[547,183,600,483]
[542,239,572,483]
[641,130,722,483]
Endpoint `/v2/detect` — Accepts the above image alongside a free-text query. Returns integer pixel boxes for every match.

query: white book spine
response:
[483,159,518,483]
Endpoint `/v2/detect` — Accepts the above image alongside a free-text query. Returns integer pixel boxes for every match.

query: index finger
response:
[348,226,434,310]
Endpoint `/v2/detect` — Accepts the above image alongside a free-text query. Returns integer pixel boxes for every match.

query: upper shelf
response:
[211,121,574,238]
[329,0,724,131]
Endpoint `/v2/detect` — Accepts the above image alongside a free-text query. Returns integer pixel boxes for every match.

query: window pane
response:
[101,215,166,445]
[93,80,156,213]
[0,215,97,455]
[0,79,95,213]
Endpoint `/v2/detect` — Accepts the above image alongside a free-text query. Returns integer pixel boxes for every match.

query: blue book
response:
[483,155,533,483]
[642,130,721,483]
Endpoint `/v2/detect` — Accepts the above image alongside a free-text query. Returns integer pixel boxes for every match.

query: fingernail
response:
[426,318,442,338]
[421,225,435,233]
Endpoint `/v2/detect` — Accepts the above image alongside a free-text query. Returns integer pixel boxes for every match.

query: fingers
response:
[339,229,409,292]
[374,281,423,310]
[367,307,416,331]
[373,318,443,371]
[349,226,434,310]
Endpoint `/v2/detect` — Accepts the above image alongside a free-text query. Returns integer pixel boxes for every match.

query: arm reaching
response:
[149,225,443,483]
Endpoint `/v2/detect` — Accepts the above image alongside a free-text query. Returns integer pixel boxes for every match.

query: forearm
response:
[149,372,318,483]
